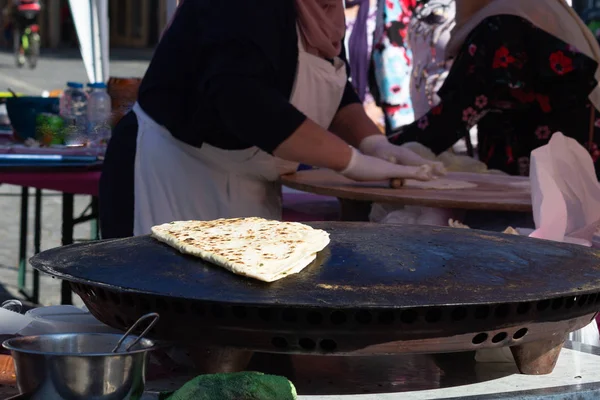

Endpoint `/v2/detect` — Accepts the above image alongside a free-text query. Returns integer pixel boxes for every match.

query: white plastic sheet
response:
[527,132,600,347]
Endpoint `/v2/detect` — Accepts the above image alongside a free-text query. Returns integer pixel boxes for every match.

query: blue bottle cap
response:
[88,82,107,89]
[67,82,84,89]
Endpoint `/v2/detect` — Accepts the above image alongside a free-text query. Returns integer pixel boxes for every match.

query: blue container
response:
[6,97,60,141]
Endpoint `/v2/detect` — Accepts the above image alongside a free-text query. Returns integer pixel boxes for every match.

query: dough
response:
[404,178,477,190]
[508,181,530,189]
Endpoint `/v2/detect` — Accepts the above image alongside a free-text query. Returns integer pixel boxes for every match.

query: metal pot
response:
[3,332,157,400]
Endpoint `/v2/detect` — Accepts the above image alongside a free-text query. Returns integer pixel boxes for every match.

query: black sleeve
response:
[338,41,362,110]
[197,0,307,154]
[387,16,534,154]
[339,81,361,109]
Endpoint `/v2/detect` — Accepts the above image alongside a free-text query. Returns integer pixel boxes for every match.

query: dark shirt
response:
[138,0,360,154]
[388,15,600,177]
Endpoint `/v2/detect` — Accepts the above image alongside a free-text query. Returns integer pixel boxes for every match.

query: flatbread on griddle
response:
[151,218,330,282]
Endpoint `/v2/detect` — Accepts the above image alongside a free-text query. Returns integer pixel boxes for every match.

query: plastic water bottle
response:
[87,82,112,152]
[58,83,73,120]
[60,82,88,146]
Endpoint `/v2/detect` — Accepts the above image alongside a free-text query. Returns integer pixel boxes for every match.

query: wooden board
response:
[281,169,532,212]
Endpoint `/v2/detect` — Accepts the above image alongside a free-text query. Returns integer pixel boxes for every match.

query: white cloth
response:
[370,203,458,226]
[133,27,347,235]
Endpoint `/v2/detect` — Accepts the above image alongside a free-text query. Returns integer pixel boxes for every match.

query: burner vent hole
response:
[400,310,418,324]
[282,310,298,323]
[472,333,488,345]
[307,312,323,325]
[211,305,226,319]
[271,337,288,349]
[474,306,490,320]
[494,304,510,319]
[578,295,589,307]
[258,309,272,322]
[492,332,508,344]
[232,306,247,319]
[565,297,576,309]
[425,308,442,323]
[378,311,394,325]
[516,303,530,315]
[122,294,134,307]
[109,292,121,306]
[115,315,126,328]
[320,339,337,352]
[551,298,564,310]
[190,303,205,316]
[299,338,316,351]
[155,298,169,312]
[513,328,528,340]
[536,300,550,312]
[451,307,467,322]
[330,311,347,325]
[173,301,186,314]
[588,294,597,305]
[355,311,372,325]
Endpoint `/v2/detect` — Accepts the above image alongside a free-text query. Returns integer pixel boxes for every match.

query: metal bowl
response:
[3,333,157,400]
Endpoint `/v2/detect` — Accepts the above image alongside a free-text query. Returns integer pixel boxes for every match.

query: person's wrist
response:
[358,134,388,156]
[340,147,360,175]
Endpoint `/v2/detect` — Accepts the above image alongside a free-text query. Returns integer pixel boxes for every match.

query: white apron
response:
[133,30,348,235]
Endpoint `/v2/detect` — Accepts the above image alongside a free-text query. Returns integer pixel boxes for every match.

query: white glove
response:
[340,147,435,182]
[359,135,447,176]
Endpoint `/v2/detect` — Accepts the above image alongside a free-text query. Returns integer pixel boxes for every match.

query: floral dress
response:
[372,0,417,130]
[388,15,600,177]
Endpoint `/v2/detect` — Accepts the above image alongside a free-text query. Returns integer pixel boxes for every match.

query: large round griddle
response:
[31,223,600,306]
[30,223,600,375]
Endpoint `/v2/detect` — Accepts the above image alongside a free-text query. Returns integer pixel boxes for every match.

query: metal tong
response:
[111,312,160,353]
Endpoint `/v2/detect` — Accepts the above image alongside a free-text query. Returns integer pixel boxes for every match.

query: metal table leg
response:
[17,188,42,304]
[90,196,99,240]
[61,193,74,305]
[32,188,41,304]
[17,187,28,294]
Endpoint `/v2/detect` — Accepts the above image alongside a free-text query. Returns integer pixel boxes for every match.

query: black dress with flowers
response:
[388,15,600,177]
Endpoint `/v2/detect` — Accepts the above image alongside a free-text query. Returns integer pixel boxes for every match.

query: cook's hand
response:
[339,148,435,182]
[359,135,447,176]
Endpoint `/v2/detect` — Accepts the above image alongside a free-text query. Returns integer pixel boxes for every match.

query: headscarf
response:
[446,0,600,111]
[294,0,347,59]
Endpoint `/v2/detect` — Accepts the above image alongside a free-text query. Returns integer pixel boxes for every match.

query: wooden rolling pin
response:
[387,157,405,188]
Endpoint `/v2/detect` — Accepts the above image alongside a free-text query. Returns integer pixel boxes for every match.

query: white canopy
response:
[68,0,109,83]
[68,0,179,84]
